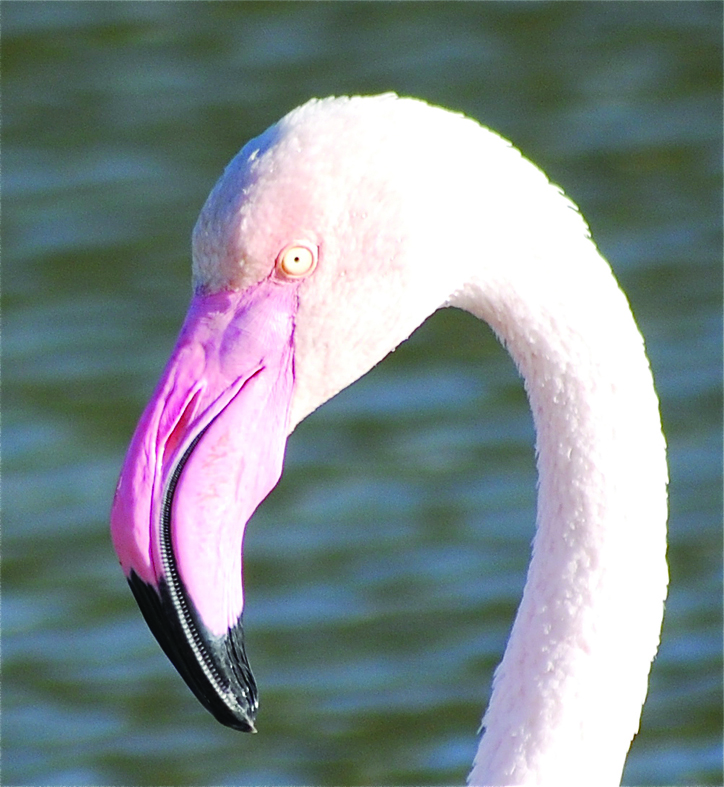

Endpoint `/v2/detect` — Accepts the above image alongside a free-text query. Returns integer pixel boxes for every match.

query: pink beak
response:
[110,275,300,731]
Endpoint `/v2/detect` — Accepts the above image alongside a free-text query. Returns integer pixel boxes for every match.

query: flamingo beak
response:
[110,276,299,732]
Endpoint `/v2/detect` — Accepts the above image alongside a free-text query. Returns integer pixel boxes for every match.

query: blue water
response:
[4,3,722,785]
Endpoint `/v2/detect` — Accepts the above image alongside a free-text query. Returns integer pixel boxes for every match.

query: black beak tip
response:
[231,714,257,734]
[127,571,259,733]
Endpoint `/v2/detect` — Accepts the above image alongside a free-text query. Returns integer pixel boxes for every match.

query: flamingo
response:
[110,94,668,786]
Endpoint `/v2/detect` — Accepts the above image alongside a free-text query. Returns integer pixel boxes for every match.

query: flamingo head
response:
[110,94,480,730]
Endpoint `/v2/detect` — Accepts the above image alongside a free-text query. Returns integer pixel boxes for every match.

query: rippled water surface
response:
[4,4,722,785]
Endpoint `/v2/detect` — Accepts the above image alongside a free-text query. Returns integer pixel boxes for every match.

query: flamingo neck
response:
[453,233,667,785]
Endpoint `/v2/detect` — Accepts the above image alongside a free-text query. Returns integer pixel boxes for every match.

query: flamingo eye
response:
[276,242,318,278]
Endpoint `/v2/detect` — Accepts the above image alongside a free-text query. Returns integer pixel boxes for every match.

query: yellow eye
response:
[276,242,318,278]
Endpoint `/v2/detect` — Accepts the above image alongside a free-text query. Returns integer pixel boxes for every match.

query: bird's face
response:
[110,95,471,731]
[190,95,468,429]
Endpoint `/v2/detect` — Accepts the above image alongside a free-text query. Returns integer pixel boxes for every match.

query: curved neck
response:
[454,232,667,785]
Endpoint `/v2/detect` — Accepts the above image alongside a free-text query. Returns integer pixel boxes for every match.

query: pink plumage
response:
[111,94,668,782]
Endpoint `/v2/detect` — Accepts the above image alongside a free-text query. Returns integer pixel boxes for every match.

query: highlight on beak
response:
[111,276,300,732]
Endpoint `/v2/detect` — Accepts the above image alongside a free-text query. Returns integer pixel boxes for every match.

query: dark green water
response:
[4,3,722,785]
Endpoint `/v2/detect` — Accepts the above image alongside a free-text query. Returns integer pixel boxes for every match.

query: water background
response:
[4,3,722,785]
